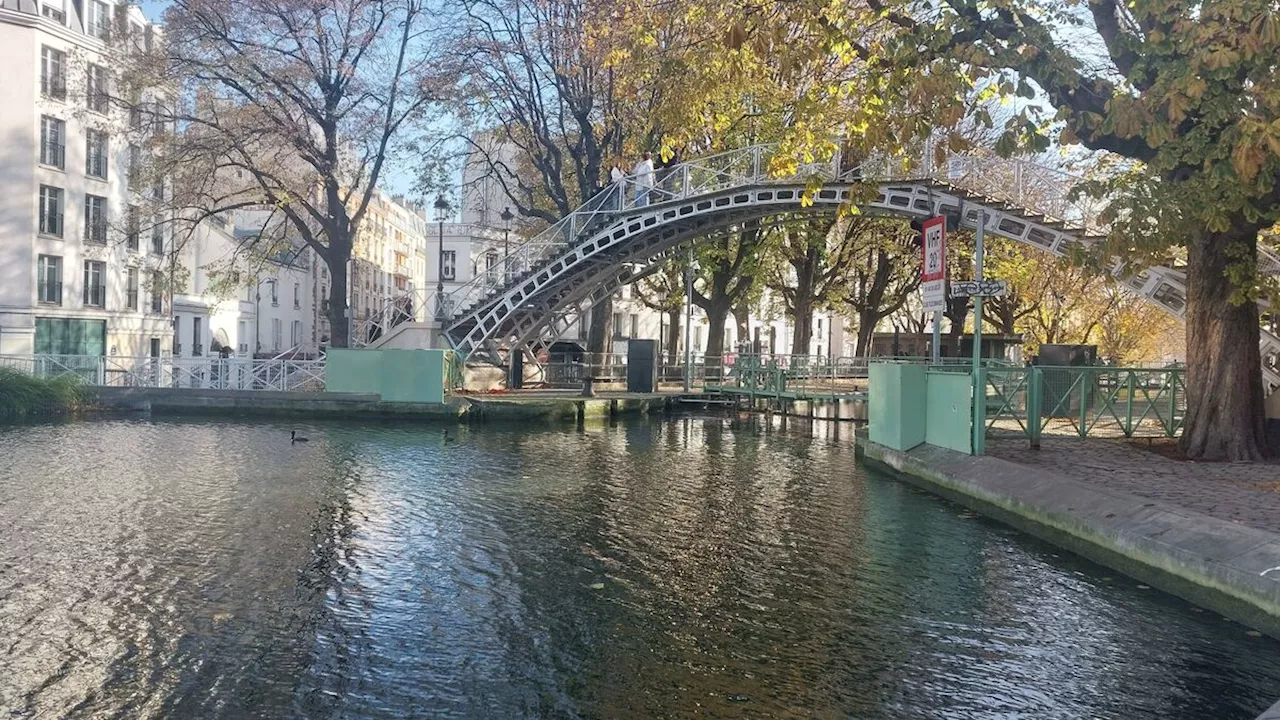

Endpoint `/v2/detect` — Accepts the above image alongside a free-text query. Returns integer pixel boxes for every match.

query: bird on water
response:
[291,431,309,443]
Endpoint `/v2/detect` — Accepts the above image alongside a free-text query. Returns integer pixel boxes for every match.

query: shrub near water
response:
[0,368,86,420]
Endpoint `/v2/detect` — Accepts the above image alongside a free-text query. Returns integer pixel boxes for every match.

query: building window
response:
[151,214,164,255]
[694,326,703,352]
[126,268,139,310]
[41,46,65,99]
[151,271,164,313]
[84,194,108,244]
[86,64,109,113]
[86,0,109,39]
[42,0,65,23]
[630,313,639,339]
[86,129,108,179]
[271,318,282,351]
[83,260,106,307]
[441,250,456,280]
[172,316,180,355]
[613,311,626,339]
[290,320,302,346]
[37,255,62,305]
[238,321,248,353]
[271,281,279,306]
[192,316,202,356]
[39,116,65,168]
[293,282,300,308]
[38,185,63,237]
[128,144,141,188]
[125,206,140,251]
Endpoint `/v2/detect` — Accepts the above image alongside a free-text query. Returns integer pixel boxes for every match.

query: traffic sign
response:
[950,279,1008,298]
[921,216,947,312]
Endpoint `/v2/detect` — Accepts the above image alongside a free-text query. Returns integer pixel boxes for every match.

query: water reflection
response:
[0,416,1278,719]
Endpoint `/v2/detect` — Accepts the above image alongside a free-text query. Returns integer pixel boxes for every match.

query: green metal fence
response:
[982,365,1186,446]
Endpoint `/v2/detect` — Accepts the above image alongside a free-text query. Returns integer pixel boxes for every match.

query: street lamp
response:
[434,195,450,321]
[500,206,514,283]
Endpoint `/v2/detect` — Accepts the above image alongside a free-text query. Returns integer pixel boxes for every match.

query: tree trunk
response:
[733,304,750,352]
[666,307,681,367]
[1179,225,1268,461]
[945,297,969,358]
[790,296,813,355]
[327,254,349,348]
[855,308,877,357]
[587,295,613,354]
[704,303,730,380]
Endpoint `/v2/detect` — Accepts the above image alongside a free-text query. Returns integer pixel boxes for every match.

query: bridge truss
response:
[356,144,1280,393]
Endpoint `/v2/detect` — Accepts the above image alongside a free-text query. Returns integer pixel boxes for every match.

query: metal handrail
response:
[0,354,327,392]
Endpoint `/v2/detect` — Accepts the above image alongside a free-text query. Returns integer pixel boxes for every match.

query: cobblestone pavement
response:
[986,436,1280,534]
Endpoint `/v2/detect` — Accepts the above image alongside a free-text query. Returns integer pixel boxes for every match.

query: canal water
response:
[2,416,1279,719]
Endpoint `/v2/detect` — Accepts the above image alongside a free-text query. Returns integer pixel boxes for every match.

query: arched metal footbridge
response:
[358,144,1280,392]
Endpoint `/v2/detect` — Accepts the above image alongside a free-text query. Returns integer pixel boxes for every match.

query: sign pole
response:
[972,212,986,456]
[931,311,941,364]
[683,244,694,392]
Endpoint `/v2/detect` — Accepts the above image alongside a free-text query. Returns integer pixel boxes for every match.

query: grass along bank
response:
[0,368,86,421]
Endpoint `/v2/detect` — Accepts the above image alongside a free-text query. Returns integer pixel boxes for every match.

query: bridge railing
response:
[441,145,846,331]
[0,354,327,392]
[983,365,1186,444]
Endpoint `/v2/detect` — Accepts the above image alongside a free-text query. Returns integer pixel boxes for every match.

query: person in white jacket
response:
[633,152,655,207]
[608,164,625,209]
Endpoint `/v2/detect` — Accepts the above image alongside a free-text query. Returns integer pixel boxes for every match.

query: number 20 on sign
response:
[921,216,947,313]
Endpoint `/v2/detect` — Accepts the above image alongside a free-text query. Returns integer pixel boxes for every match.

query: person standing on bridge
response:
[609,163,625,210]
[634,152,655,207]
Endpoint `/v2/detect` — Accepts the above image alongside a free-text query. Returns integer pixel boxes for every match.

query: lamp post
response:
[500,206,514,284]
[434,195,449,321]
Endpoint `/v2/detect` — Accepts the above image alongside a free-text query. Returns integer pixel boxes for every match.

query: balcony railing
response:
[84,284,105,307]
[85,220,107,244]
[38,281,62,305]
[42,75,66,100]
[40,143,64,168]
[40,213,63,237]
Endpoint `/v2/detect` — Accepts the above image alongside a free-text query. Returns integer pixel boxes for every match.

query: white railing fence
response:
[0,355,326,392]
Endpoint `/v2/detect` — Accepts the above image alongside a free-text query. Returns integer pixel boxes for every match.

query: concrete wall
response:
[326,347,449,403]
[926,370,972,453]
[868,363,927,451]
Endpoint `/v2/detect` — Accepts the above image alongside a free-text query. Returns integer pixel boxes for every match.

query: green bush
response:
[0,367,86,420]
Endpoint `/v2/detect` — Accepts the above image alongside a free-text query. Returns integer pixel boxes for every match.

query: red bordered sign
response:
[921,216,947,312]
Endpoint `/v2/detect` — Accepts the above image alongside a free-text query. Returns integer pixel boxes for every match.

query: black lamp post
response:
[434,195,449,320]
[500,206,514,283]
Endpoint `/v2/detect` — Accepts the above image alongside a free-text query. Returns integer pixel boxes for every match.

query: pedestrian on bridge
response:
[634,152,655,207]
[608,164,625,210]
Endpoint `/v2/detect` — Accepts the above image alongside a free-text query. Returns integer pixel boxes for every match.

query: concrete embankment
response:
[90,387,707,423]
[856,435,1280,639]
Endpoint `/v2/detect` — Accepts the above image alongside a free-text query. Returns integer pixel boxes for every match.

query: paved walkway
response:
[987,436,1280,534]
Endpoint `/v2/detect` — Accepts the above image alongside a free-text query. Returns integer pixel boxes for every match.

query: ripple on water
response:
[1,417,1279,719]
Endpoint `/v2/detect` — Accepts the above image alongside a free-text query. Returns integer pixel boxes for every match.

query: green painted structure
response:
[326,348,451,404]
[868,363,975,454]
[867,363,927,451]
[925,370,972,453]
